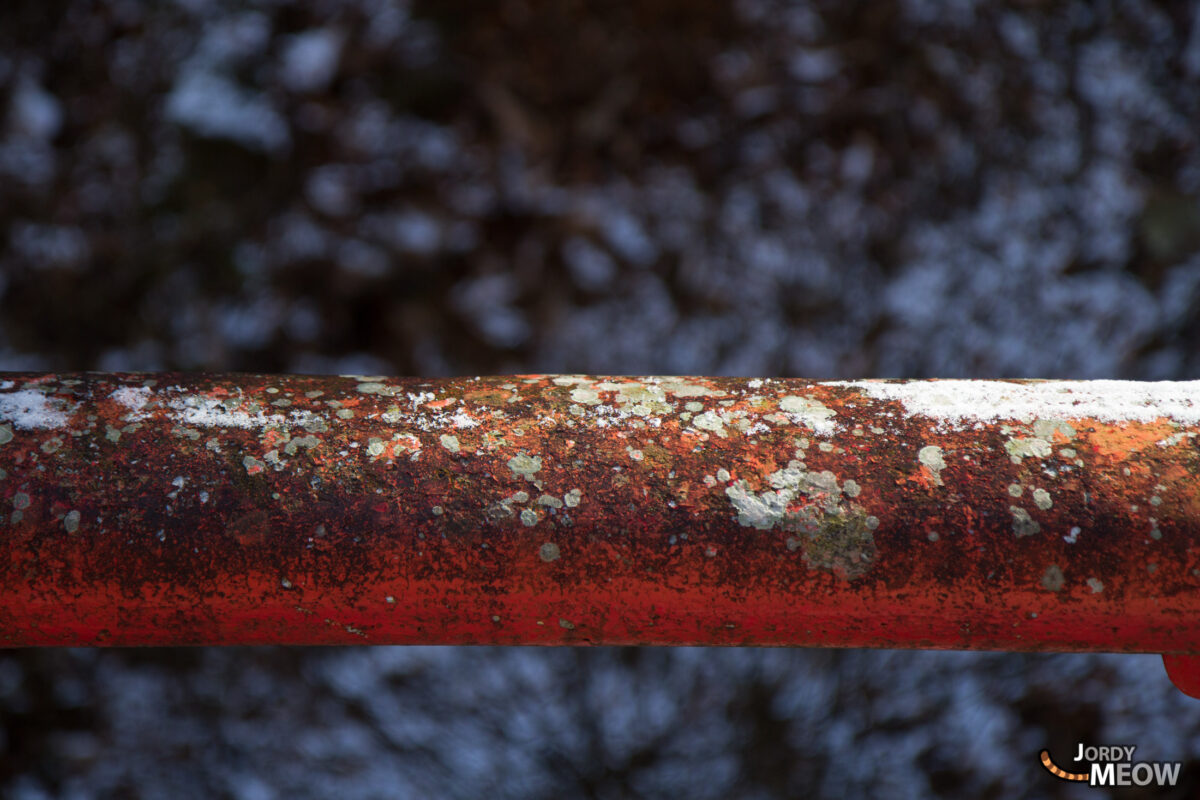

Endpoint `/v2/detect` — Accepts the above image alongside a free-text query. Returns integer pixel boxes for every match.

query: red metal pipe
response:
[2,374,1199,693]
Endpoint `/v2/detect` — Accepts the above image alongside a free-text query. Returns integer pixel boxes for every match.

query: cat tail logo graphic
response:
[1040,747,1181,788]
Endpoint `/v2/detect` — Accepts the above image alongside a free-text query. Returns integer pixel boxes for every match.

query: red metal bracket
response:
[1,374,1198,695]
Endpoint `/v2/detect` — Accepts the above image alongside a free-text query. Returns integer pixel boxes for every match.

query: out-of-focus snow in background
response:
[2,0,1200,797]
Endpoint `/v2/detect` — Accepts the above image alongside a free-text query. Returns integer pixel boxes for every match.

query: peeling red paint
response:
[1,374,1200,690]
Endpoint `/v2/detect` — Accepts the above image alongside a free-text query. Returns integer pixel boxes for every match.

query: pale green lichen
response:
[1010,505,1041,537]
[539,542,560,562]
[918,445,945,485]
[778,395,837,435]
[63,510,80,533]
[564,488,582,507]
[440,434,460,453]
[1005,437,1052,463]
[1032,419,1075,441]
[727,461,875,578]
[0,424,11,445]
[692,410,727,437]
[508,452,542,480]
[284,435,320,455]
[1041,564,1065,592]
[367,438,386,457]
[570,387,600,405]
[520,508,539,526]
[1087,577,1105,593]
[1032,488,1052,510]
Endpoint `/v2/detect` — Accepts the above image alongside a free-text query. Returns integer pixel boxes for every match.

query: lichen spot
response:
[716,468,731,483]
[692,410,726,437]
[1010,506,1041,537]
[440,434,460,453]
[1005,436,1052,463]
[918,445,945,485]
[1032,488,1052,511]
[843,480,861,498]
[13,492,30,510]
[0,424,11,445]
[243,455,265,475]
[1007,483,1023,498]
[539,542,560,562]
[1041,564,1065,592]
[520,508,539,526]
[63,510,80,533]
[508,452,542,480]
[367,438,386,457]
[1087,577,1105,593]
[778,395,837,435]
[570,387,600,405]
[564,488,582,508]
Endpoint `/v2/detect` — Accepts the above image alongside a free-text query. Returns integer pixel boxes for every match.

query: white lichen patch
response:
[692,410,727,437]
[439,434,460,453]
[570,387,601,405]
[1087,577,1105,593]
[917,445,946,485]
[626,446,644,461]
[539,542,561,562]
[284,435,320,455]
[1007,483,1024,497]
[828,379,1200,426]
[537,494,563,509]
[564,488,582,507]
[1032,488,1052,510]
[778,395,837,435]
[63,509,80,533]
[716,468,731,482]
[520,508,539,526]
[1009,506,1041,537]
[0,389,70,429]
[508,452,542,480]
[367,438,386,457]
[1004,436,1052,463]
[727,461,876,578]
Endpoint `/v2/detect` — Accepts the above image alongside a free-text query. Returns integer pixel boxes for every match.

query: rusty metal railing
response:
[2,373,1199,696]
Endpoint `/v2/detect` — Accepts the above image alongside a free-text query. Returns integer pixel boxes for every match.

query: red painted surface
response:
[0,374,1197,688]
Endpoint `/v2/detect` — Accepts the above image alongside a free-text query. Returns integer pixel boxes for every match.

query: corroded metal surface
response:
[1,373,1199,657]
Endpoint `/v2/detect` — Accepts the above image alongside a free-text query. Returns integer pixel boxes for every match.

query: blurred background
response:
[2,0,1200,797]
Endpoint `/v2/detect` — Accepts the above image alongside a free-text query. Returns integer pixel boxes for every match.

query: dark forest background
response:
[3,0,1200,797]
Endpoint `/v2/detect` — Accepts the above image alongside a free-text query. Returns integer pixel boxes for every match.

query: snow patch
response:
[0,389,69,429]
[828,380,1200,426]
